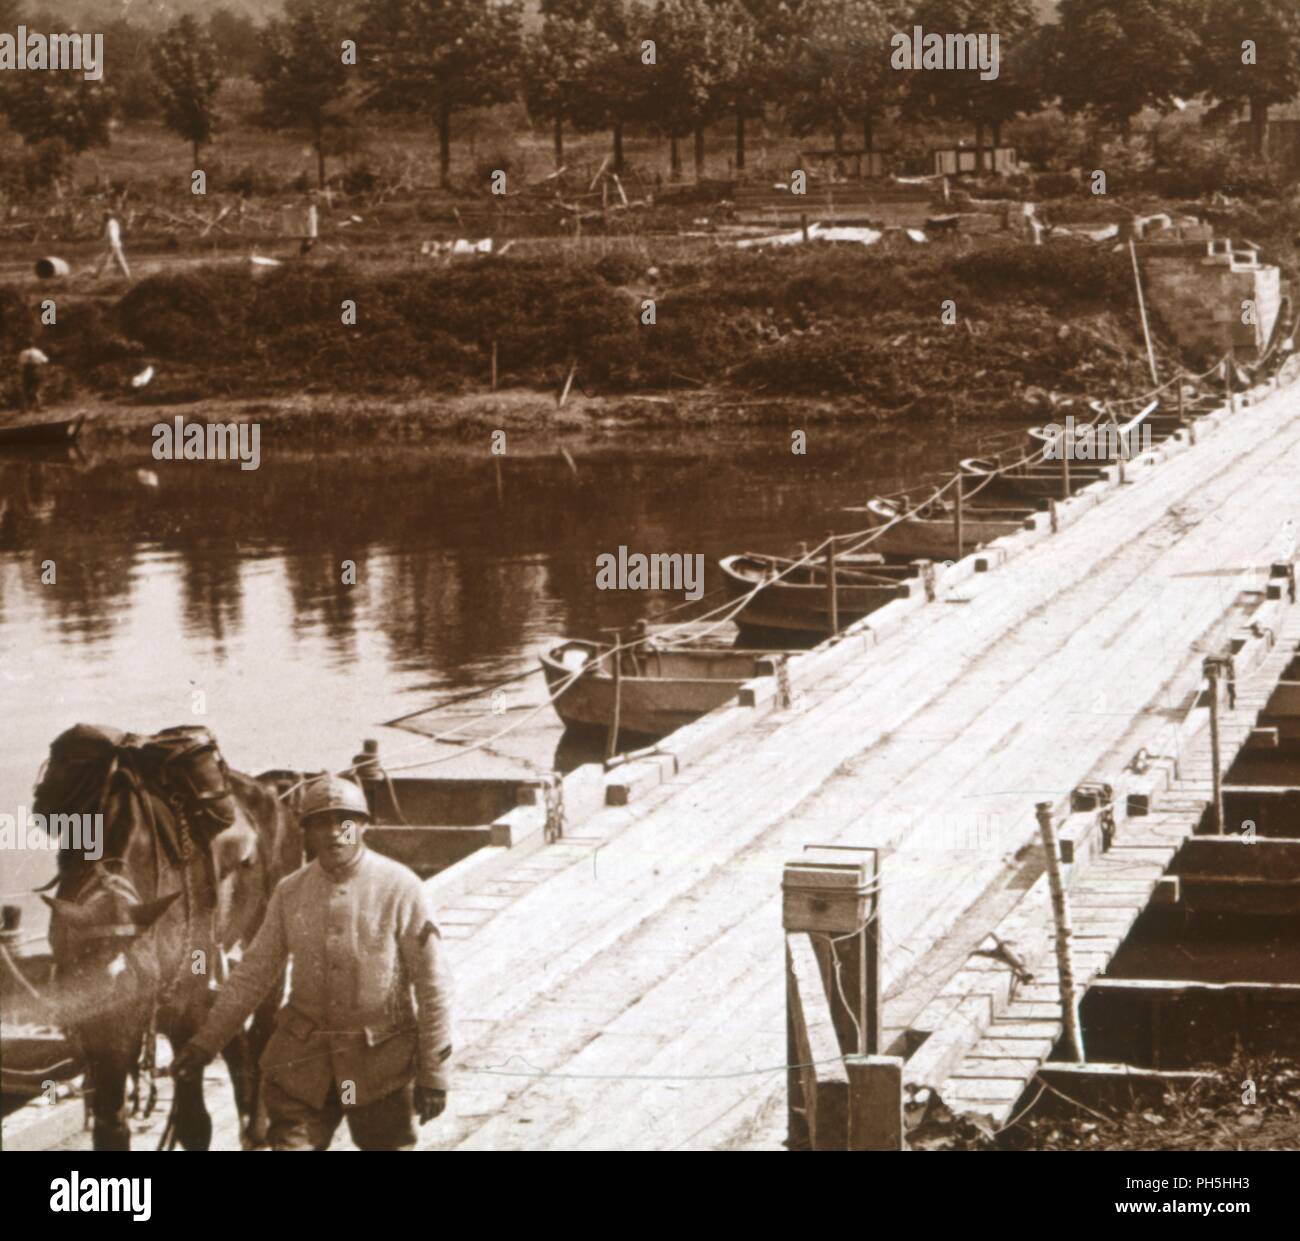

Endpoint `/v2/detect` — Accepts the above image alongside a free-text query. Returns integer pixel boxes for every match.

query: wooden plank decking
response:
[18,377,1300,1152]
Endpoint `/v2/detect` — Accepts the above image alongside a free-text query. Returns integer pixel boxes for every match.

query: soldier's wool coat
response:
[194,848,453,1107]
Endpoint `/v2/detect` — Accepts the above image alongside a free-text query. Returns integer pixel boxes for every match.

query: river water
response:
[0,421,983,915]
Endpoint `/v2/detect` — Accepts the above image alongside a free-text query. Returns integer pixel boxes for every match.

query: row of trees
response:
[2,0,1299,190]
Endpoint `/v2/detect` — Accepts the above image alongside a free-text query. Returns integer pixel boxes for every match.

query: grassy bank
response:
[3,240,1186,427]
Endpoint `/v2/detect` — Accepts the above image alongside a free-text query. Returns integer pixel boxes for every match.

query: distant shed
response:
[932,145,1018,177]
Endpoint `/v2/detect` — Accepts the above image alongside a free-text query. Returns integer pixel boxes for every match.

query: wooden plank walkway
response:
[940,617,1300,1124]
[19,379,1300,1152]
[413,380,1300,1150]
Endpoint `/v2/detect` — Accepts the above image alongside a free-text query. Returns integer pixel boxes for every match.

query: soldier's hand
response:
[170,1043,212,1082]
[415,1087,446,1123]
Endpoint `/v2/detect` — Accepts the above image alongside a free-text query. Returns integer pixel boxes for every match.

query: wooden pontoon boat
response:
[541,637,781,739]
[719,552,913,638]
[959,455,1108,502]
[0,414,84,449]
[846,496,1034,559]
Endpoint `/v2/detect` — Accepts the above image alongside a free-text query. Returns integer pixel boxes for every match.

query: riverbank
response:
[3,386,885,459]
[1,240,1183,441]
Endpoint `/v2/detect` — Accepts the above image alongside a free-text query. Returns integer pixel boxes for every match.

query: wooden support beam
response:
[1175,834,1300,878]
[786,930,849,1150]
[784,850,883,1150]
[1031,1063,1209,1119]
[1080,977,1300,1068]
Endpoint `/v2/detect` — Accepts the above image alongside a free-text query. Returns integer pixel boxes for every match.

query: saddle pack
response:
[34,723,238,871]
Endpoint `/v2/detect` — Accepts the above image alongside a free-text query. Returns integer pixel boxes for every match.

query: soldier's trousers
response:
[264,1079,417,1151]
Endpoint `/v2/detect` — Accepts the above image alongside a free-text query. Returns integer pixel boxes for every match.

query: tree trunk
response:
[974,119,986,173]
[670,133,681,180]
[438,99,452,189]
[693,126,704,181]
[315,121,326,189]
[1250,95,1267,156]
[613,122,624,173]
[736,111,746,172]
[863,112,873,154]
[193,139,201,170]
[832,117,844,155]
[992,119,1002,148]
[554,115,564,170]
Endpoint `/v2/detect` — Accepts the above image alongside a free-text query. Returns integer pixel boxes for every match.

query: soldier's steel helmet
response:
[299,774,371,824]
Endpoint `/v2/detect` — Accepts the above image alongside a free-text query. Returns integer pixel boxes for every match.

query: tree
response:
[1052,0,1205,135]
[104,19,161,122]
[647,0,755,180]
[255,0,353,189]
[785,0,903,162]
[900,0,1043,172]
[522,6,620,170]
[731,0,794,172]
[360,0,524,189]
[207,6,263,71]
[151,15,224,167]
[1194,0,1300,155]
[1,74,114,154]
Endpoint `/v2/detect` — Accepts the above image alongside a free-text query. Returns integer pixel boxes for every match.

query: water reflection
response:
[0,422,974,899]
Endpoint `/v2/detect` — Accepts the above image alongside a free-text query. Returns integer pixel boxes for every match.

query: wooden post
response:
[559,361,577,408]
[1176,373,1186,424]
[1034,803,1085,1062]
[783,847,882,1150]
[954,471,965,559]
[1130,238,1159,387]
[490,339,498,391]
[784,848,880,1053]
[825,534,839,636]
[605,630,624,760]
[1205,657,1225,834]
[1110,406,1127,484]
[1060,426,1072,500]
[1048,496,1059,533]
[1228,350,1237,413]
[800,212,809,243]
[845,1056,905,1151]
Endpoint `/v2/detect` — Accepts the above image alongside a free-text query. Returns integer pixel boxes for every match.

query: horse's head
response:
[42,867,182,1024]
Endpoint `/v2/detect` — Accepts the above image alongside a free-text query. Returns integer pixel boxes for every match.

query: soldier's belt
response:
[280,1008,416,1045]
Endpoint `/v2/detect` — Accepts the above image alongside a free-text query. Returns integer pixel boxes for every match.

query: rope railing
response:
[291,332,1291,784]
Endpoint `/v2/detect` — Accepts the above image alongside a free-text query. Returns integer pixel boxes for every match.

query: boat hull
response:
[0,415,84,448]
[863,511,1030,558]
[541,640,766,738]
[720,555,907,638]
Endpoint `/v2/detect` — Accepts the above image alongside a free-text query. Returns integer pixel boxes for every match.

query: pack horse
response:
[34,724,302,1150]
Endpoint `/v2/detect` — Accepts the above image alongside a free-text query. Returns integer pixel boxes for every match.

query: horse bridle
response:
[57,864,153,942]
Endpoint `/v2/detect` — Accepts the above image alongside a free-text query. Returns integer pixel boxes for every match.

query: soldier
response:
[17,345,49,412]
[171,774,453,1151]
